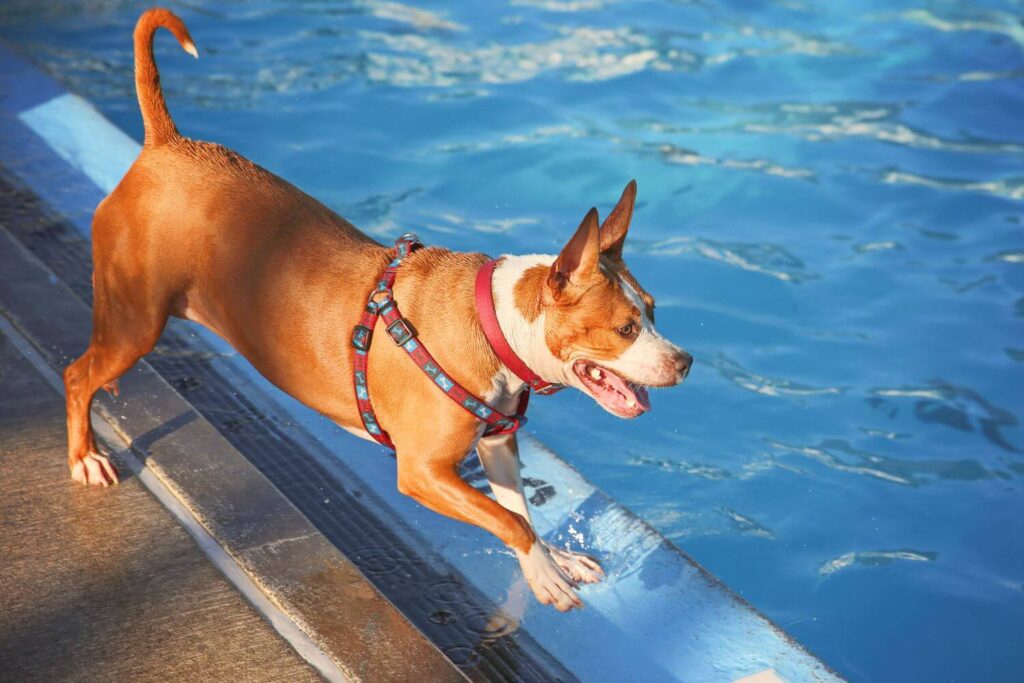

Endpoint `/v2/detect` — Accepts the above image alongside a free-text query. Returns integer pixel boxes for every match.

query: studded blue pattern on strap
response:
[352,234,530,450]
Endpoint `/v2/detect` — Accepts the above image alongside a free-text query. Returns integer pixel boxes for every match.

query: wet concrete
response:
[0,332,323,683]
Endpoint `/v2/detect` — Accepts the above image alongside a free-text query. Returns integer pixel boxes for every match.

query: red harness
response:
[352,235,563,450]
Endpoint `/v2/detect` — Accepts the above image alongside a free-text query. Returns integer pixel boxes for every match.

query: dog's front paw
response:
[516,542,583,612]
[70,451,119,487]
[544,542,604,585]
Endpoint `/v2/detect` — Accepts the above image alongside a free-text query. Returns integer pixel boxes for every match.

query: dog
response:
[65,8,692,612]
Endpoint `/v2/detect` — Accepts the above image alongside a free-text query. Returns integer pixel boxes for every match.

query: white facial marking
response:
[489,256,684,402]
[601,274,683,386]
[491,255,572,391]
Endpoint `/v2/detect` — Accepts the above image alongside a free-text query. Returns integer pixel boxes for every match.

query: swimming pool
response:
[2,1,1022,680]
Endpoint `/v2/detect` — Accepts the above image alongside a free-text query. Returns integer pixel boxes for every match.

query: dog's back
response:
[69,9,397,480]
[94,8,385,357]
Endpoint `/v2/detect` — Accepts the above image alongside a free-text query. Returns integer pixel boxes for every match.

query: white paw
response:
[544,542,605,585]
[516,542,583,612]
[70,451,119,487]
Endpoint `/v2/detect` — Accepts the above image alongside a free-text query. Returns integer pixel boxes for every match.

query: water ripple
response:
[361,0,465,32]
[881,170,1024,200]
[747,114,1024,156]
[701,26,857,66]
[630,236,820,283]
[338,187,423,237]
[436,124,586,153]
[360,26,692,87]
[819,549,937,576]
[768,438,996,486]
[510,0,618,10]
[989,250,1024,264]
[720,507,775,538]
[656,143,816,180]
[853,240,903,254]
[629,453,802,481]
[628,455,733,480]
[901,8,1024,47]
[421,211,540,235]
[711,354,845,398]
[646,100,1024,156]
[869,381,1020,453]
[918,68,1024,83]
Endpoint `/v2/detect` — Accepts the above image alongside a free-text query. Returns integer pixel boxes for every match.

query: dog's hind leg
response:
[64,273,170,486]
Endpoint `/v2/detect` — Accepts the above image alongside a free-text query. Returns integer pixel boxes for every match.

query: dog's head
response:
[509,181,692,417]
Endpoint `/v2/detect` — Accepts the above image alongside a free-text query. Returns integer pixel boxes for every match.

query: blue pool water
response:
[2,1,1022,680]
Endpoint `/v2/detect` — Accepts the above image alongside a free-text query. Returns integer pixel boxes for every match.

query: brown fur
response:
[66,10,687,565]
[66,8,535,553]
[512,209,643,365]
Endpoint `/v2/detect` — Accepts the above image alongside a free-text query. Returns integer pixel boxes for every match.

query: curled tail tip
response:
[183,40,199,59]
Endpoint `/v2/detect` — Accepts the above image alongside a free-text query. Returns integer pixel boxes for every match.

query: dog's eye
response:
[617,322,638,338]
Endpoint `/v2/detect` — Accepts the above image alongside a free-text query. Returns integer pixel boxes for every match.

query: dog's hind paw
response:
[70,452,119,487]
[545,543,604,585]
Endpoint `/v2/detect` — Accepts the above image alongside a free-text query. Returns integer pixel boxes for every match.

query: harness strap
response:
[352,234,528,451]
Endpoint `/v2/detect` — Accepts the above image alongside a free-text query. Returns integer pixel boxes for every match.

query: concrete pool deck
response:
[0,183,466,682]
[0,37,843,682]
[0,330,322,683]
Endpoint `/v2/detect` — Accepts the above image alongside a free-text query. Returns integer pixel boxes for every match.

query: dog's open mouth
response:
[573,360,650,418]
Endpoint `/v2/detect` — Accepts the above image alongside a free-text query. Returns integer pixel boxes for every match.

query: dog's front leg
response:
[477,433,604,587]
[395,430,582,611]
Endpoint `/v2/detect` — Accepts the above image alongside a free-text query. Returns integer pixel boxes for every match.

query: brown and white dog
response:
[65,8,692,611]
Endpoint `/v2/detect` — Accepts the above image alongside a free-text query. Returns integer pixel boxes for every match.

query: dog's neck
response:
[490,254,568,396]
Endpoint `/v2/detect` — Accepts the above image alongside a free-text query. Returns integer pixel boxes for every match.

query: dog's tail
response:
[133,8,198,146]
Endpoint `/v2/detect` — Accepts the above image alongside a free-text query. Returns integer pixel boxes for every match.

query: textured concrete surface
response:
[0,332,322,683]
[0,217,466,682]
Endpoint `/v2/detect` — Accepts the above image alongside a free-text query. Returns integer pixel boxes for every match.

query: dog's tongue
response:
[602,369,651,413]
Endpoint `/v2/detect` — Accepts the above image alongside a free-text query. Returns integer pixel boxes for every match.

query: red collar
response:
[475,258,564,396]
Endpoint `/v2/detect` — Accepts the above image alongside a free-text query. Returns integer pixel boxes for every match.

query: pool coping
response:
[0,36,845,683]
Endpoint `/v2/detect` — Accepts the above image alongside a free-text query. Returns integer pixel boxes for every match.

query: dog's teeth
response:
[589,367,603,380]
[626,398,636,408]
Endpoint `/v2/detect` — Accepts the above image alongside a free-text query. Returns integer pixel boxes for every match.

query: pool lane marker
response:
[0,314,350,683]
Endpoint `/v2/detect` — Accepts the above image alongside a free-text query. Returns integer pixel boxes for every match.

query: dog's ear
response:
[600,179,637,260]
[549,207,600,296]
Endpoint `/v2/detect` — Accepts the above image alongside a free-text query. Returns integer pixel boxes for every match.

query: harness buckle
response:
[386,317,416,346]
[352,325,373,352]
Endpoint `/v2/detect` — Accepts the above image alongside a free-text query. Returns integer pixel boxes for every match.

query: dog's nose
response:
[674,351,693,380]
